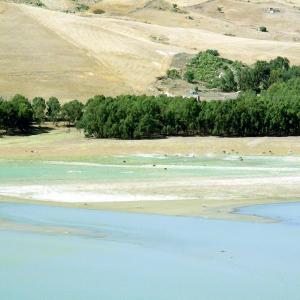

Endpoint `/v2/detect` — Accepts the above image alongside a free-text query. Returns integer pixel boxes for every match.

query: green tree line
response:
[80,78,300,138]
[1,72,299,139]
[0,95,83,134]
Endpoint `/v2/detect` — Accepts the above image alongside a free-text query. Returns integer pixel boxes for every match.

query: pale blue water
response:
[239,202,300,226]
[0,202,300,300]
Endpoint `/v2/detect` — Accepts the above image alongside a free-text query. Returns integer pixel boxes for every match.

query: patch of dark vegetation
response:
[24,0,45,8]
[93,8,105,14]
[143,0,186,13]
[78,79,300,139]
[224,33,236,37]
[181,50,244,91]
[167,50,300,94]
[0,95,82,136]
[75,4,90,12]
[259,26,268,32]
[166,69,181,79]
[217,6,224,13]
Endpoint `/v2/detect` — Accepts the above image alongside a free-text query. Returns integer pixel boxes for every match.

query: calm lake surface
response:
[0,202,300,300]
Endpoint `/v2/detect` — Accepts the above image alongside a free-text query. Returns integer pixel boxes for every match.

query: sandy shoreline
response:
[1,194,299,223]
[1,173,299,221]
[1,127,300,221]
[0,127,300,160]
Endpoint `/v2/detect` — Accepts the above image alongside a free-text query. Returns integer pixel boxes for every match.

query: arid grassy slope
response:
[1,0,300,101]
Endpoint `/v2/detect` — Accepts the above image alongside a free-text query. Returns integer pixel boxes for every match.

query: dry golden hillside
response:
[1,0,300,101]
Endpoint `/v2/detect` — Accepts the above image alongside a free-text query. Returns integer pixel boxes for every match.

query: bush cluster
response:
[183,50,300,94]
[183,50,243,91]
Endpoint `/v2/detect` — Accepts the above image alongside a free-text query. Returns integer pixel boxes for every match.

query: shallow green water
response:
[0,154,299,185]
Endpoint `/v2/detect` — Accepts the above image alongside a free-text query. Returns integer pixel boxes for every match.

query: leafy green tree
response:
[269,57,289,71]
[61,100,84,126]
[46,97,61,124]
[253,61,271,91]
[32,97,46,125]
[10,94,33,132]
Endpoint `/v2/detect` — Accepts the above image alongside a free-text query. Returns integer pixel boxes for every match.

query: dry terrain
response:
[1,0,300,101]
[1,125,300,160]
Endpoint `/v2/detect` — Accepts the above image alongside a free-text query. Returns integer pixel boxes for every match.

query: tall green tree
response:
[10,94,33,132]
[61,100,84,126]
[32,97,46,125]
[46,97,61,124]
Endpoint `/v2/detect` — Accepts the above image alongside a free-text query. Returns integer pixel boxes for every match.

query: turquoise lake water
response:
[1,155,299,185]
[0,202,300,300]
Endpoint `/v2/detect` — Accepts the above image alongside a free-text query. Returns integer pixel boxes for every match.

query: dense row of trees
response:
[0,95,83,133]
[1,78,299,137]
[80,78,300,138]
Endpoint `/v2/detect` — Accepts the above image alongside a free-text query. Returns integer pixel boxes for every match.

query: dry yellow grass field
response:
[1,0,300,101]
